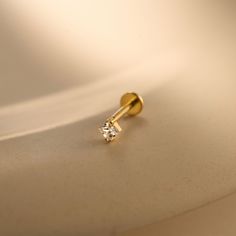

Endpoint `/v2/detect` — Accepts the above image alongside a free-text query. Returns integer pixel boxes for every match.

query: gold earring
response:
[99,92,144,142]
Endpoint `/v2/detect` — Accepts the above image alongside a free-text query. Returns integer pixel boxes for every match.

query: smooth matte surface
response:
[0,1,236,236]
[120,192,236,236]
[1,78,236,236]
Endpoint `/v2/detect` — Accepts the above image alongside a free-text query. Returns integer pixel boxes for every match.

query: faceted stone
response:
[99,122,120,142]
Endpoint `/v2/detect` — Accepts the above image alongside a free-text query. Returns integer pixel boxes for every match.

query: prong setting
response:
[99,122,120,142]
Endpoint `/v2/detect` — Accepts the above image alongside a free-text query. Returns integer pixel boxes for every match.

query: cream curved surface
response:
[0,1,236,236]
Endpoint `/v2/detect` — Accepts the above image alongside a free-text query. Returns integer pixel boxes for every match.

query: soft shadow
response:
[1,77,236,235]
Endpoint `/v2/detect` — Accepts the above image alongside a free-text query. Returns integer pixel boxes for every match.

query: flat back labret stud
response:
[99,92,144,142]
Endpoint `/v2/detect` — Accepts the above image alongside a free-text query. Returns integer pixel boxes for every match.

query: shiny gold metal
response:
[99,92,144,142]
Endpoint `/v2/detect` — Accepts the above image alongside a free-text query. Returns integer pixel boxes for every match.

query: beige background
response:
[0,1,236,235]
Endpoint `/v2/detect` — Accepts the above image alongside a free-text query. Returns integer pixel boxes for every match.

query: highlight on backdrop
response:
[0,1,236,236]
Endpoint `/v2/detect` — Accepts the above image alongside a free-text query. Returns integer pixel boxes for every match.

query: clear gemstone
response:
[99,122,119,142]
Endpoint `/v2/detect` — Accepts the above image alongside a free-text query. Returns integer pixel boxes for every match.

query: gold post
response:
[109,103,132,123]
[99,92,144,142]
[107,92,143,124]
